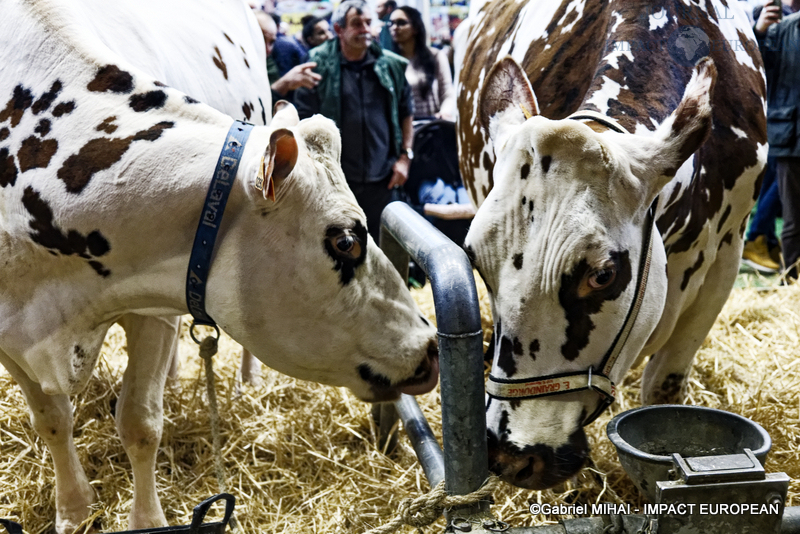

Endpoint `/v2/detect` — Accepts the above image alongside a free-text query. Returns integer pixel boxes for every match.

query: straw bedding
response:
[0,279,798,533]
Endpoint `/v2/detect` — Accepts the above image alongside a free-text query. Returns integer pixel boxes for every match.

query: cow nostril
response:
[515,455,540,484]
[427,339,438,359]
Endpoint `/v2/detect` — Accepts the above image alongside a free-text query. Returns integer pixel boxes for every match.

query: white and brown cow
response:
[0,1,438,532]
[457,1,766,489]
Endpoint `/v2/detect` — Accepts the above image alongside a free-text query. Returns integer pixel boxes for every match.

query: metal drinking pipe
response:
[395,394,445,487]
[380,202,489,515]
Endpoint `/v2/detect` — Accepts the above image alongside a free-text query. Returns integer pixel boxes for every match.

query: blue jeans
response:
[748,156,782,246]
[418,178,471,206]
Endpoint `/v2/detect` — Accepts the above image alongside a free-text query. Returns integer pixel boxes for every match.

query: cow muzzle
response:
[396,340,440,395]
[363,339,439,402]
[487,427,589,489]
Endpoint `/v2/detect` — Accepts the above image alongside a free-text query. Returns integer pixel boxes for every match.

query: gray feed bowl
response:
[606,405,771,502]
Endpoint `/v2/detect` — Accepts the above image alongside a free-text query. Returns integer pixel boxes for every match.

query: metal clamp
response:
[672,448,766,484]
[447,516,509,533]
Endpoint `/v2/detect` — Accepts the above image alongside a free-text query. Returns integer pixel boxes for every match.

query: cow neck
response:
[486,113,655,426]
[186,120,254,341]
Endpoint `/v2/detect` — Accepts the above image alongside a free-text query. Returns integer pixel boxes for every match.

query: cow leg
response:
[239,348,263,387]
[116,314,178,530]
[0,350,95,534]
[642,244,742,404]
[166,317,181,381]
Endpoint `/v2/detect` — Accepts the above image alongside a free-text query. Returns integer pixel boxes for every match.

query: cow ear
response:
[256,129,298,201]
[629,58,717,189]
[479,56,540,142]
[272,101,300,128]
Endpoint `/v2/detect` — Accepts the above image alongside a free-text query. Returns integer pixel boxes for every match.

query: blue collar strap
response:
[186,120,254,329]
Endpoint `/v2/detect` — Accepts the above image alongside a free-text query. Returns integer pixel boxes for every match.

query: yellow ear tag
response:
[520,104,533,120]
[255,156,265,191]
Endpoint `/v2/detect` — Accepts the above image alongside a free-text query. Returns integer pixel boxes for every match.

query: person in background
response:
[294,0,415,243]
[742,157,783,273]
[254,10,321,104]
[754,0,800,281]
[389,5,455,121]
[389,6,472,239]
[375,0,397,50]
[268,13,309,78]
[302,16,333,51]
[742,0,799,274]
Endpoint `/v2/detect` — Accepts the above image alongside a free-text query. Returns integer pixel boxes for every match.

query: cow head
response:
[465,57,716,488]
[217,104,438,402]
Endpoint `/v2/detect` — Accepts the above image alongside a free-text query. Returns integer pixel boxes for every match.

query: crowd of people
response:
[251,0,471,246]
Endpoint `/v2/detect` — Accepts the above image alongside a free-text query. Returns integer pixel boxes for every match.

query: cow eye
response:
[329,230,362,258]
[588,268,616,290]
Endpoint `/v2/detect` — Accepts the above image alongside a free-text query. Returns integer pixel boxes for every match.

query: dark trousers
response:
[776,157,800,278]
[748,156,782,245]
[349,176,393,244]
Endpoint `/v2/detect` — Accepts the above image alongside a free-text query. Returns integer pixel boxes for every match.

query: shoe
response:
[769,240,782,266]
[742,235,780,273]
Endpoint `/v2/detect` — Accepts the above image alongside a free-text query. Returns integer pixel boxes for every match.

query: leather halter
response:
[486,112,656,426]
[186,120,254,338]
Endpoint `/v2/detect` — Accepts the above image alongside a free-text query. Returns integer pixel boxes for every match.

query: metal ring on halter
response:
[190,321,221,344]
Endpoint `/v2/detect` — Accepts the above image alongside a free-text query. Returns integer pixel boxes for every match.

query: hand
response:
[388,154,410,189]
[434,110,455,121]
[271,62,321,96]
[755,3,782,34]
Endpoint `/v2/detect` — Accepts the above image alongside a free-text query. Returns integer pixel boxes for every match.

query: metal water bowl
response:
[607,405,771,502]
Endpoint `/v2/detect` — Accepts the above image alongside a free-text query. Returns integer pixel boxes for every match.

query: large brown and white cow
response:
[457,1,766,489]
[0,1,438,532]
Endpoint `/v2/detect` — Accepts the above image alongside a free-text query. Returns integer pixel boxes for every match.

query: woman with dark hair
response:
[389,6,455,120]
[301,16,333,50]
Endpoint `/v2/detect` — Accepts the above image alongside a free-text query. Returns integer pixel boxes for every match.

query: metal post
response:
[395,394,445,487]
[380,202,489,518]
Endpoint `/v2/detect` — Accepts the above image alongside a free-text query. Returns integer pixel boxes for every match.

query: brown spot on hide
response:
[185,95,199,104]
[242,102,252,121]
[87,65,135,94]
[718,230,733,250]
[57,121,174,193]
[18,135,58,172]
[35,119,51,136]
[529,339,539,361]
[0,127,8,141]
[224,33,234,44]
[559,251,632,361]
[129,91,167,112]
[680,251,704,291]
[32,81,62,115]
[52,101,75,117]
[651,373,685,404]
[0,85,34,127]
[716,205,731,233]
[520,162,530,179]
[541,155,551,173]
[513,253,523,269]
[212,46,228,80]
[96,116,118,134]
[21,186,112,276]
[496,335,517,376]
[0,148,18,187]
[153,81,167,87]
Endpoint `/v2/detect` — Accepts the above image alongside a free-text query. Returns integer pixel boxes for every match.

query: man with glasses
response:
[294,0,415,242]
